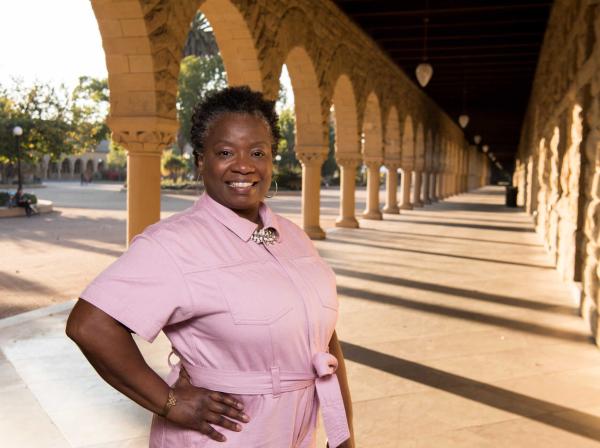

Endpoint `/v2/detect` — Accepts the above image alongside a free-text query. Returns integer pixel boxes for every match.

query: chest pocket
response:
[291,256,339,311]
[218,261,294,325]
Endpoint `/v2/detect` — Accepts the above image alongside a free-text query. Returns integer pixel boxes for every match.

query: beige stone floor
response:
[1,184,600,447]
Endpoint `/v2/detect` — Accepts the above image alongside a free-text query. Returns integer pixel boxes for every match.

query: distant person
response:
[14,187,37,217]
[80,172,86,186]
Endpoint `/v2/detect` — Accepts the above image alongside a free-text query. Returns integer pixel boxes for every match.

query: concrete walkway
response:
[1,186,600,447]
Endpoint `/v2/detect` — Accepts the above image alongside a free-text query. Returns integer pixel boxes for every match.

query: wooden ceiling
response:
[332,0,553,168]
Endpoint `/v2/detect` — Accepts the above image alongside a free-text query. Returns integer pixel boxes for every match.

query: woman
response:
[66,86,354,447]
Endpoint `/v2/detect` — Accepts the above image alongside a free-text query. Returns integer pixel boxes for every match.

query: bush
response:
[275,166,302,190]
[0,192,9,207]
[0,191,37,207]
[23,193,37,204]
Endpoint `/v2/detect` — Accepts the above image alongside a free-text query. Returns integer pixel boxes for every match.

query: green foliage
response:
[0,191,9,206]
[162,151,189,181]
[0,191,37,207]
[177,54,227,151]
[322,118,339,181]
[22,192,37,204]
[277,108,299,170]
[274,165,302,190]
[69,76,110,153]
[107,140,127,169]
[0,77,109,170]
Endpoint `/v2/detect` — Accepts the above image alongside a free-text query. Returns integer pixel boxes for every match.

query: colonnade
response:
[91,0,490,242]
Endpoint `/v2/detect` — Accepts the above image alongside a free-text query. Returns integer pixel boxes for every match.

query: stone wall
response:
[516,0,600,342]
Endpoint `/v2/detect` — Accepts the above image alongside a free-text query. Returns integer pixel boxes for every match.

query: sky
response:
[0,0,107,90]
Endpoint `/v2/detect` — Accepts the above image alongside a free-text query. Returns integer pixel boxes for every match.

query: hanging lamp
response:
[415,15,433,87]
[458,71,469,128]
[473,135,482,144]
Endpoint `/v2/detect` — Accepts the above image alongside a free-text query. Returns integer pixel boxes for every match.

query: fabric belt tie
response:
[166,350,350,448]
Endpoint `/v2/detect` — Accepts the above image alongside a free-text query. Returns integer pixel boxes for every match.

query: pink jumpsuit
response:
[80,193,350,447]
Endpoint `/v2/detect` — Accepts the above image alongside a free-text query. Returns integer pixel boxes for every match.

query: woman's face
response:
[199,112,273,223]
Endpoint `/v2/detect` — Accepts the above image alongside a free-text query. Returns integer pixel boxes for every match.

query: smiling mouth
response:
[226,181,259,189]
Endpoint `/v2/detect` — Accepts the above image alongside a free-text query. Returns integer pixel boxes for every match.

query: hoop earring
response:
[265,179,278,199]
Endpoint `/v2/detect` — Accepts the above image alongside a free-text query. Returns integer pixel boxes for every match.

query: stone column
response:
[335,156,360,228]
[110,117,177,244]
[383,162,400,214]
[422,172,431,204]
[297,147,327,239]
[363,159,383,220]
[412,171,424,207]
[400,168,413,210]
[429,173,437,202]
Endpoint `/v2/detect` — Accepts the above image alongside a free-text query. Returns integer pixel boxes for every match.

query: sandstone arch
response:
[281,45,328,239]
[200,0,263,91]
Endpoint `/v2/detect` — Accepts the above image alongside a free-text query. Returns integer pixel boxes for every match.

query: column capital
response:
[335,154,362,168]
[364,157,383,169]
[108,116,178,154]
[384,159,402,171]
[296,145,327,167]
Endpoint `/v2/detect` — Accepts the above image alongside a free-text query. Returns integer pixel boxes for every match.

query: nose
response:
[231,152,255,174]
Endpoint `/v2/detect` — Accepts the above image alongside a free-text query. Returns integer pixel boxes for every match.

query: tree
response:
[277,108,299,170]
[183,12,219,58]
[68,76,110,153]
[0,77,112,183]
[176,54,227,152]
[161,151,188,181]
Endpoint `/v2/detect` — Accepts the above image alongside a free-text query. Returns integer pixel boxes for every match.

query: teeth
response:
[229,182,253,188]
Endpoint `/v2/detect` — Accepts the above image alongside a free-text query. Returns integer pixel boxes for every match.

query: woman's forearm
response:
[66,299,169,415]
[329,330,354,438]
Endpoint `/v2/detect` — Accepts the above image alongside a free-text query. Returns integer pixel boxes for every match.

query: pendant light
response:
[482,144,489,153]
[415,10,433,88]
[473,135,482,144]
[458,71,469,128]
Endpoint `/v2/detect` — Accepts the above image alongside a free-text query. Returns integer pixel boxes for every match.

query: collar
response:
[195,193,282,243]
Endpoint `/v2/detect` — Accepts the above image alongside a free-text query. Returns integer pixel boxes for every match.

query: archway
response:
[200,0,263,91]
[282,46,328,239]
[61,159,72,179]
[74,159,83,175]
[361,91,383,220]
[332,74,360,228]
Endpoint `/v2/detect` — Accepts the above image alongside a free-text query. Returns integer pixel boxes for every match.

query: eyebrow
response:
[212,140,271,147]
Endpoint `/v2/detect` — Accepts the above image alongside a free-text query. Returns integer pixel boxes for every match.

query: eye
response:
[251,149,266,158]
[217,149,233,158]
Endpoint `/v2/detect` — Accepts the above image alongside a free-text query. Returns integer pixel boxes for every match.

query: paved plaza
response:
[1,183,600,447]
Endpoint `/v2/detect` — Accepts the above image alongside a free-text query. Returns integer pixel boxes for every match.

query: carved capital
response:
[336,153,362,168]
[297,151,326,167]
[364,159,382,170]
[108,116,178,154]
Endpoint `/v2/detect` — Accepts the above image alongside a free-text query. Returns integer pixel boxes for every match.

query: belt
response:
[167,351,350,448]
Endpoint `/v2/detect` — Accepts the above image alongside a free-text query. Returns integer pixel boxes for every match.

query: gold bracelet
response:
[161,388,177,417]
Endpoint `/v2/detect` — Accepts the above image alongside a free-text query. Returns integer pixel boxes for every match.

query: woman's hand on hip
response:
[166,368,250,442]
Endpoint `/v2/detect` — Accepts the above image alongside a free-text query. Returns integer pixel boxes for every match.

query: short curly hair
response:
[190,86,281,166]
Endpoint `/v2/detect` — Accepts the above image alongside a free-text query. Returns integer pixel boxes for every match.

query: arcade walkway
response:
[1,186,599,447]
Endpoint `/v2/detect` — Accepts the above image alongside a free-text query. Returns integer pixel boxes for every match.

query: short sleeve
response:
[80,234,192,343]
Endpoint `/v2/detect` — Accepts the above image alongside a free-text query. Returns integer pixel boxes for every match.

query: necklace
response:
[250,227,278,245]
